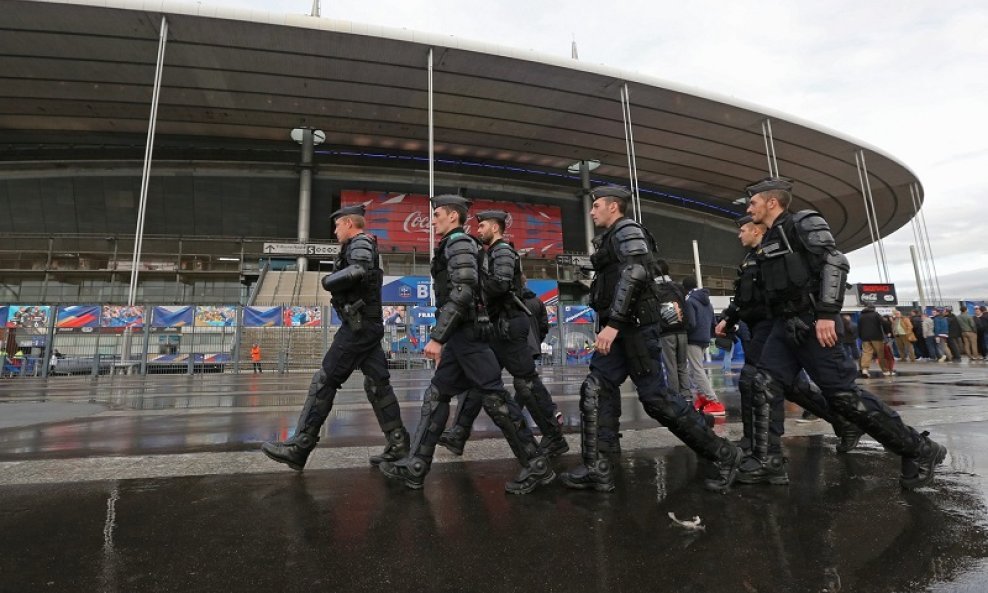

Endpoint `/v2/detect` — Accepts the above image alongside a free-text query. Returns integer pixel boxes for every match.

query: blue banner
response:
[382,275,431,304]
[102,306,145,328]
[152,306,194,328]
[5,306,51,328]
[562,305,596,325]
[56,305,101,328]
[525,280,559,305]
[0,306,9,327]
[243,306,282,327]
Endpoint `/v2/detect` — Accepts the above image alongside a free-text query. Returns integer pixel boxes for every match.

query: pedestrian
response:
[945,308,964,362]
[437,210,568,459]
[261,204,410,470]
[378,195,553,493]
[744,176,945,489]
[978,306,988,360]
[682,276,726,415]
[250,343,262,373]
[715,214,860,484]
[933,309,950,361]
[891,310,916,363]
[857,307,889,377]
[921,310,938,364]
[910,309,927,360]
[957,305,981,361]
[653,259,692,405]
[559,186,742,493]
[840,313,860,369]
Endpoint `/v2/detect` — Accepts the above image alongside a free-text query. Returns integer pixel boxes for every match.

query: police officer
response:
[715,214,863,485]
[378,195,554,494]
[560,186,743,492]
[745,177,946,489]
[436,210,568,458]
[261,205,409,470]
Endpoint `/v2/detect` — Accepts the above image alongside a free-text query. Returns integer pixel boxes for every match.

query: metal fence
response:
[1,304,603,380]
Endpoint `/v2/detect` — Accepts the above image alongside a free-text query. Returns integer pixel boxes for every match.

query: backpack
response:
[654,278,687,332]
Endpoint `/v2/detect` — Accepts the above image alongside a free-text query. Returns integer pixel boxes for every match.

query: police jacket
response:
[430,227,482,343]
[321,232,384,319]
[589,217,662,329]
[721,249,769,327]
[756,210,849,320]
[483,238,525,318]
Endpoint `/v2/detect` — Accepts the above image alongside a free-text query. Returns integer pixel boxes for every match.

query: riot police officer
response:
[437,210,568,459]
[560,186,743,493]
[378,195,554,494]
[261,205,409,470]
[715,215,863,485]
[745,177,946,489]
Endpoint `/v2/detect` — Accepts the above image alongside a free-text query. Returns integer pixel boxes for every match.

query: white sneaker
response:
[883,371,892,376]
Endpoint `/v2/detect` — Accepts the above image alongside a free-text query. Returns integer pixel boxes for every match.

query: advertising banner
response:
[342,191,563,256]
[546,305,558,326]
[383,305,406,326]
[562,305,596,325]
[195,306,238,327]
[243,306,283,327]
[382,275,431,304]
[56,305,101,328]
[101,306,145,328]
[526,280,559,305]
[857,283,898,306]
[5,306,51,328]
[152,306,194,328]
[284,306,322,327]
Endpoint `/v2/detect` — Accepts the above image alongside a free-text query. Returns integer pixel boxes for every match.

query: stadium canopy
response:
[1,0,923,251]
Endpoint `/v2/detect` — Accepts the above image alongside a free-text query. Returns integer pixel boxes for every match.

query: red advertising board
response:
[341,191,563,257]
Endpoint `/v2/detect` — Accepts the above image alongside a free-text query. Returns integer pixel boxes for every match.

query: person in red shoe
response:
[682,276,726,416]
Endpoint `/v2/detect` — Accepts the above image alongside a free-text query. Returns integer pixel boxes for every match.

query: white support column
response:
[580,161,594,254]
[692,240,703,288]
[296,128,314,271]
[427,48,435,306]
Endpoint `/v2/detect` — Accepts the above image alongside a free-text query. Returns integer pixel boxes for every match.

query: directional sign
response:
[556,254,592,267]
[263,243,340,256]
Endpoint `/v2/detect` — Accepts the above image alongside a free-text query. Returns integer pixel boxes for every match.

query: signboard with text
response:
[857,283,898,306]
[342,190,563,256]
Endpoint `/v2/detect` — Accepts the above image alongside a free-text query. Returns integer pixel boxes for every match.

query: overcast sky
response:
[205,0,987,300]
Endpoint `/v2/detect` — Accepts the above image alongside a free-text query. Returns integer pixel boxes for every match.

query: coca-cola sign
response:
[342,190,562,256]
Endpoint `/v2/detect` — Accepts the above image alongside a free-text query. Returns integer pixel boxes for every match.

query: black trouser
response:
[580,324,733,464]
[298,320,402,434]
[449,313,561,438]
[756,314,923,456]
[408,325,540,465]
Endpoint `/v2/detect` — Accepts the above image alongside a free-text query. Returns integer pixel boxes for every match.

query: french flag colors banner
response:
[525,280,559,305]
[56,305,101,328]
[382,275,431,304]
[244,306,283,327]
[152,306,194,328]
[563,305,596,325]
[342,191,563,256]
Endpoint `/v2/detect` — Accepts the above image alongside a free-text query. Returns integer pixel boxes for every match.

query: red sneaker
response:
[693,394,708,410]
[700,398,727,416]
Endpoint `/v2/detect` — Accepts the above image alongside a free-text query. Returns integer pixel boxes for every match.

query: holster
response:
[624,327,656,377]
[342,299,366,332]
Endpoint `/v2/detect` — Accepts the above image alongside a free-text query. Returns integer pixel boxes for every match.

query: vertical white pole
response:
[692,240,702,288]
[427,49,435,306]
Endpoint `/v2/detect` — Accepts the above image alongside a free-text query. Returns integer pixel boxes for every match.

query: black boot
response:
[261,430,318,471]
[900,431,947,490]
[832,415,865,454]
[505,455,556,494]
[560,459,615,492]
[703,445,744,492]
[378,456,430,490]
[438,425,469,456]
[370,428,409,466]
[736,454,790,485]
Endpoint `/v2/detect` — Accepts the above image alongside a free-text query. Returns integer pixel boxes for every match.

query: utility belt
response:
[333,299,383,332]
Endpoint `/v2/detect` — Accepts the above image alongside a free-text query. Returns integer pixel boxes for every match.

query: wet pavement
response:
[3,362,988,591]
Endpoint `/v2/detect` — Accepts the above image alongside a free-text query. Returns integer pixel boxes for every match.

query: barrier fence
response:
[0,303,609,379]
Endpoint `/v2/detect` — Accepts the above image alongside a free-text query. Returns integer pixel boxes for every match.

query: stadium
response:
[0,0,925,374]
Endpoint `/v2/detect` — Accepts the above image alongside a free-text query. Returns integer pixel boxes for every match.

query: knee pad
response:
[829,389,866,417]
[420,384,443,417]
[580,374,611,417]
[751,370,782,407]
[481,390,511,421]
[364,376,397,405]
[513,376,536,405]
[308,370,330,398]
[738,364,757,394]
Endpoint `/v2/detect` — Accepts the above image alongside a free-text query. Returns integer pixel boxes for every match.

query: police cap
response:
[734,214,754,227]
[431,194,472,210]
[590,185,632,201]
[330,204,366,223]
[745,177,793,197]
[476,210,508,226]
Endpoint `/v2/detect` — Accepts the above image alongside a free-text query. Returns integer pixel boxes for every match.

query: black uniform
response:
[559,188,742,493]
[721,221,861,485]
[378,200,553,494]
[747,177,946,490]
[439,233,568,458]
[261,216,408,470]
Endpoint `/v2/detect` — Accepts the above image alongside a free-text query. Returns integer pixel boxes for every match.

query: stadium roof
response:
[1,0,923,250]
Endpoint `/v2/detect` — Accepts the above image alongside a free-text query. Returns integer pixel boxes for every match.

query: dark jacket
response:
[857,308,886,342]
[947,313,962,339]
[841,318,858,344]
[684,287,715,346]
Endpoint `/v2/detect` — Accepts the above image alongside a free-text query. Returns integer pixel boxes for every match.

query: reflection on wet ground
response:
[3,364,988,591]
[2,434,987,593]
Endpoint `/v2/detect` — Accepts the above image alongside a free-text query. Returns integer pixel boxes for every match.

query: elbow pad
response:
[321,264,365,292]
[817,250,849,314]
[430,302,465,344]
